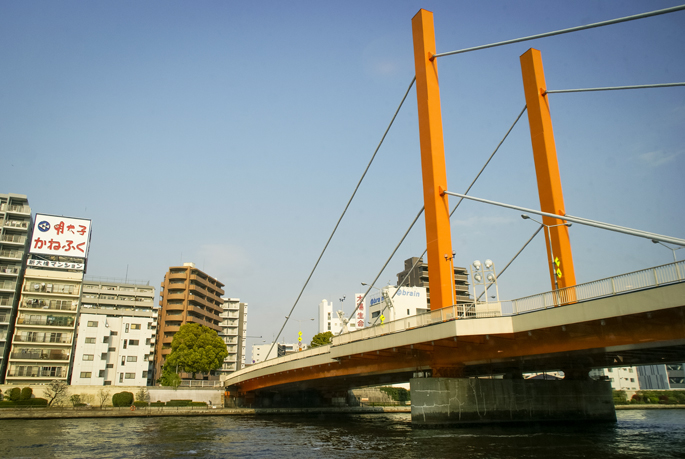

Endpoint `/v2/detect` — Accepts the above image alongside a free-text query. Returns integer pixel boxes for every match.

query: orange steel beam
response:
[520,49,577,291]
[412,9,456,310]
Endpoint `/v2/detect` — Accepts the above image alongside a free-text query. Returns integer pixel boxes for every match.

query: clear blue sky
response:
[2,1,683,349]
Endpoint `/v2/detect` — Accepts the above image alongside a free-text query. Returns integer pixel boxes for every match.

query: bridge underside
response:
[225,284,685,399]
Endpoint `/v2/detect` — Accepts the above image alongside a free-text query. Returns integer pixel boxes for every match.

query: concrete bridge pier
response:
[410,373,616,426]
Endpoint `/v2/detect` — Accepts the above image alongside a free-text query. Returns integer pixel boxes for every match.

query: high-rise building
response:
[71,278,157,386]
[0,193,32,383]
[155,262,225,379]
[637,364,685,390]
[318,299,344,335]
[5,213,92,385]
[396,257,470,307]
[218,298,248,376]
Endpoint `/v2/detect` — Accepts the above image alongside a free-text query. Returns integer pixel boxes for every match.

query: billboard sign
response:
[29,214,92,260]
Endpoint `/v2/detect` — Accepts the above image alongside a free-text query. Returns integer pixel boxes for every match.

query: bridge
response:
[224,7,685,425]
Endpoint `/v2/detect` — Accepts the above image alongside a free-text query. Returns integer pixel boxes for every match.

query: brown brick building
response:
[154,262,225,379]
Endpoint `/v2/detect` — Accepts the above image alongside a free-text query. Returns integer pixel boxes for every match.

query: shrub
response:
[20,387,33,401]
[133,401,149,407]
[9,388,21,402]
[189,402,207,407]
[166,399,192,407]
[112,391,134,407]
[150,401,165,407]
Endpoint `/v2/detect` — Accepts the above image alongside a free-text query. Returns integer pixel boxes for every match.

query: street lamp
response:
[521,214,572,292]
[651,239,682,263]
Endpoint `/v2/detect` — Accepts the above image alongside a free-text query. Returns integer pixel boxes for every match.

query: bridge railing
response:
[512,260,684,314]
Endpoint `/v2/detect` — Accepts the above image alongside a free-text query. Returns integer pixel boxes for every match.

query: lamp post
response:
[522,214,572,292]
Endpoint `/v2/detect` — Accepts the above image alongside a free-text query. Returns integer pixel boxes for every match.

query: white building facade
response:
[71,279,157,386]
[218,298,248,376]
[366,286,428,324]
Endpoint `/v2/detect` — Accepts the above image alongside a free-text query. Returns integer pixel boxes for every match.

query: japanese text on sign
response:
[29,214,91,259]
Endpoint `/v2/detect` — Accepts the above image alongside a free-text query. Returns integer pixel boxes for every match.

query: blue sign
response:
[37,221,50,232]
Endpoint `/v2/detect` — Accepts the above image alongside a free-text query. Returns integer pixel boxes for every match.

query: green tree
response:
[165,323,228,379]
[310,331,333,348]
[159,364,181,388]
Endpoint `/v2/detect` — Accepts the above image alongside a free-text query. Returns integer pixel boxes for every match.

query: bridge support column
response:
[410,377,615,426]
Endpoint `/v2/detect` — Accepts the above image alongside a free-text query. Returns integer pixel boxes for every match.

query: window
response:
[110,331,118,336]
[106,364,114,368]
[631,378,635,382]
[83,354,94,361]
[145,338,151,345]
[119,373,123,383]
[102,336,109,343]
[327,312,331,320]
[125,324,129,333]
[87,321,98,327]
[142,371,148,378]
[80,372,92,378]
[144,354,149,361]
[98,370,105,377]
[104,381,112,385]
[371,311,380,319]
[407,309,410,315]
[127,356,137,362]
[121,356,126,366]
[101,353,108,360]
[131,323,141,330]
[125,373,135,379]
[122,340,127,349]
[148,322,153,329]
[129,340,139,346]
[327,323,331,331]
[85,337,96,344]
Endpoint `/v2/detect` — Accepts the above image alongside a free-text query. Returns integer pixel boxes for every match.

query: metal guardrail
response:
[177,380,223,388]
[225,261,684,383]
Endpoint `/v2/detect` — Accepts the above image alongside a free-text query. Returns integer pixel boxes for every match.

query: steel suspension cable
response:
[267,77,416,359]
[433,5,685,58]
[357,106,527,328]
[545,82,685,94]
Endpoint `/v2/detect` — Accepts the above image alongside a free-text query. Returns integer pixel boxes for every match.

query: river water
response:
[0,410,684,458]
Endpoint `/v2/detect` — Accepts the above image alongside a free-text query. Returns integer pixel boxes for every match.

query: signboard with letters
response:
[29,214,92,260]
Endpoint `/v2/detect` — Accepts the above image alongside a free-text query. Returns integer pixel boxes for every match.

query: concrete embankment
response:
[0,405,410,420]
[615,404,685,410]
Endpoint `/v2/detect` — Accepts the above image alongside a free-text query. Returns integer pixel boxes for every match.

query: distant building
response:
[366,286,428,324]
[218,298,248,376]
[591,367,640,391]
[251,342,299,364]
[71,279,157,386]
[637,364,685,390]
[318,299,344,335]
[396,257,470,307]
[0,193,32,383]
[155,263,225,380]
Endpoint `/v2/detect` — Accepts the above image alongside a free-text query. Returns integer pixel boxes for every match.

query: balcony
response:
[6,366,67,379]
[0,280,16,291]
[0,314,10,323]
[21,299,78,312]
[14,334,72,345]
[11,350,70,361]
[0,250,23,260]
[16,316,75,328]
[168,272,188,281]
[1,234,27,245]
[2,220,29,230]
[0,264,20,275]
[6,204,30,214]
[166,293,186,301]
[163,324,181,333]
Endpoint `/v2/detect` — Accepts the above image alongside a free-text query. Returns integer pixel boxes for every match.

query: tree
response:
[44,380,69,407]
[97,388,111,408]
[136,387,151,403]
[310,331,333,348]
[165,323,228,378]
[159,364,181,388]
[20,387,33,401]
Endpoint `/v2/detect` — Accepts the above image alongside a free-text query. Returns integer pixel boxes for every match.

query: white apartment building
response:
[6,269,82,384]
[251,342,299,364]
[72,279,157,386]
[218,298,248,376]
[318,299,346,335]
[597,366,640,391]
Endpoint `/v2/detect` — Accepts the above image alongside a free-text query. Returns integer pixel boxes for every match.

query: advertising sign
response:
[29,214,92,259]
[354,293,366,329]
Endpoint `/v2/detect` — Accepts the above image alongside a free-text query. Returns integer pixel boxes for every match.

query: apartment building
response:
[71,279,157,386]
[5,269,83,384]
[0,193,32,382]
[155,263,225,379]
[396,257,470,307]
[218,298,248,376]
[4,213,92,385]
